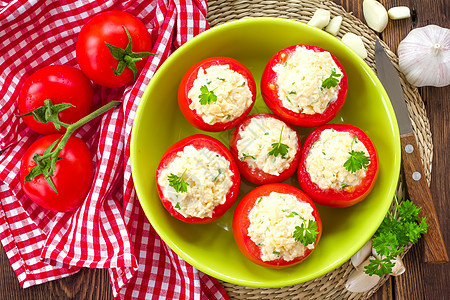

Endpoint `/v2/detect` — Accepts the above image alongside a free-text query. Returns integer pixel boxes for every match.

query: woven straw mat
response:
[206,0,434,299]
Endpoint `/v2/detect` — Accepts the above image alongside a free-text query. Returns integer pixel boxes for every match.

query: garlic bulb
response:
[363,0,388,33]
[351,239,372,268]
[398,25,450,87]
[341,33,368,59]
[346,256,381,293]
[308,9,331,29]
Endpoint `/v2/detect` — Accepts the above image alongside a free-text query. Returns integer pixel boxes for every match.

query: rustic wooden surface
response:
[0,0,448,299]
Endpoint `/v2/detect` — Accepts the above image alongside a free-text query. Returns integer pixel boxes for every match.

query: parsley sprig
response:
[293,218,319,246]
[364,197,427,277]
[199,85,217,105]
[168,169,189,193]
[268,126,289,158]
[344,136,370,173]
[321,68,342,89]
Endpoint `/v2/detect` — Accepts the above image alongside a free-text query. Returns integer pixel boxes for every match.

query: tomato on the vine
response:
[76,10,153,88]
[156,134,240,224]
[261,44,348,127]
[17,65,93,135]
[297,124,379,208]
[178,57,257,132]
[233,183,322,268]
[20,134,94,212]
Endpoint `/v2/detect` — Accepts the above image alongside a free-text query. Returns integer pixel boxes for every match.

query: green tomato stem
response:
[36,100,121,174]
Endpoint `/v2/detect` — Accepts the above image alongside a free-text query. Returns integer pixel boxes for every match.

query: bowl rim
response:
[130,16,401,287]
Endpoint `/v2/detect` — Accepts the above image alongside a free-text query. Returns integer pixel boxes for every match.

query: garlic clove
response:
[372,247,406,276]
[398,25,450,87]
[325,16,343,36]
[388,6,411,20]
[341,33,368,59]
[308,9,331,29]
[351,239,373,268]
[346,256,381,293]
[363,0,389,32]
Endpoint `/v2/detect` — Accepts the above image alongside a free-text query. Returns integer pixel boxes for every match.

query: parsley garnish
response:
[364,197,427,277]
[344,136,370,173]
[212,169,223,182]
[175,202,181,210]
[168,169,189,193]
[321,68,342,89]
[293,218,318,246]
[241,153,256,160]
[268,126,289,158]
[199,85,217,105]
[273,251,280,256]
[217,77,225,81]
[339,183,349,190]
[286,211,299,218]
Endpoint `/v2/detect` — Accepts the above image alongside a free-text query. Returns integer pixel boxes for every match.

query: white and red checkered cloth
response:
[0,0,229,299]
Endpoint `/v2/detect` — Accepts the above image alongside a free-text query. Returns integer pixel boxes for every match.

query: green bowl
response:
[131,17,400,287]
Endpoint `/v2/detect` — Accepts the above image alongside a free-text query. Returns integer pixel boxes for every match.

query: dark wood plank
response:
[0,244,113,300]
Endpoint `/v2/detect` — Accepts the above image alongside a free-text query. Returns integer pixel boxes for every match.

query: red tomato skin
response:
[178,57,257,132]
[229,113,301,185]
[20,134,93,212]
[298,124,379,208]
[232,183,322,268]
[261,45,348,127]
[156,134,241,224]
[76,11,152,88]
[18,65,93,135]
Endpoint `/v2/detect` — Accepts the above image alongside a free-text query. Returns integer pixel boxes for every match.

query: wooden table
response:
[0,0,448,299]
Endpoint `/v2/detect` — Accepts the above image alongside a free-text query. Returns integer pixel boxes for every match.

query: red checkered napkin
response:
[0,0,229,299]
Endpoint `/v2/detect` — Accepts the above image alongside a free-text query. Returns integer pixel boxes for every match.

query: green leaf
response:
[199,85,217,105]
[212,169,223,182]
[365,196,428,276]
[293,219,318,245]
[364,256,396,277]
[344,150,370,173]
[286,211,299,218]
[268,126,289,158]
[241,153,256,160]
[321,68,342,89]
[272,251,280,255]
[168,169,189,193]
[175,202,181,210]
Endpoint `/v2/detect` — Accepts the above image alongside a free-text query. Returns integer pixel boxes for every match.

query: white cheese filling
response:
[158,145,234,219]
[188,64,253,125]
[247,192,316,262]
[305,129,369,190]
[236,116,298,175]
[273,46,343,115]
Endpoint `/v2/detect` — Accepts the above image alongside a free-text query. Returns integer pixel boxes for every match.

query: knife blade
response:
[375,39,448,263]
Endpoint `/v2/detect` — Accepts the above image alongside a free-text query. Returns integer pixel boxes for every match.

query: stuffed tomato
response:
[178,57,257,131]
[156,134,240,224]
[261,44,348,127]
[298,124,379,208]
[233,183,322,268]
[229,113,301,185]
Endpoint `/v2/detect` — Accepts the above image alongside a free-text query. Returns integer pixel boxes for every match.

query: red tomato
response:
[18,65,93,135]
[232,183,322,268]
[298,124,379,208]
[178,57,257,132]
[229,113,301,184]
[20,134,93,212]
[261,45,348,127]
[76,11,152,88]
[156,134,241,224]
